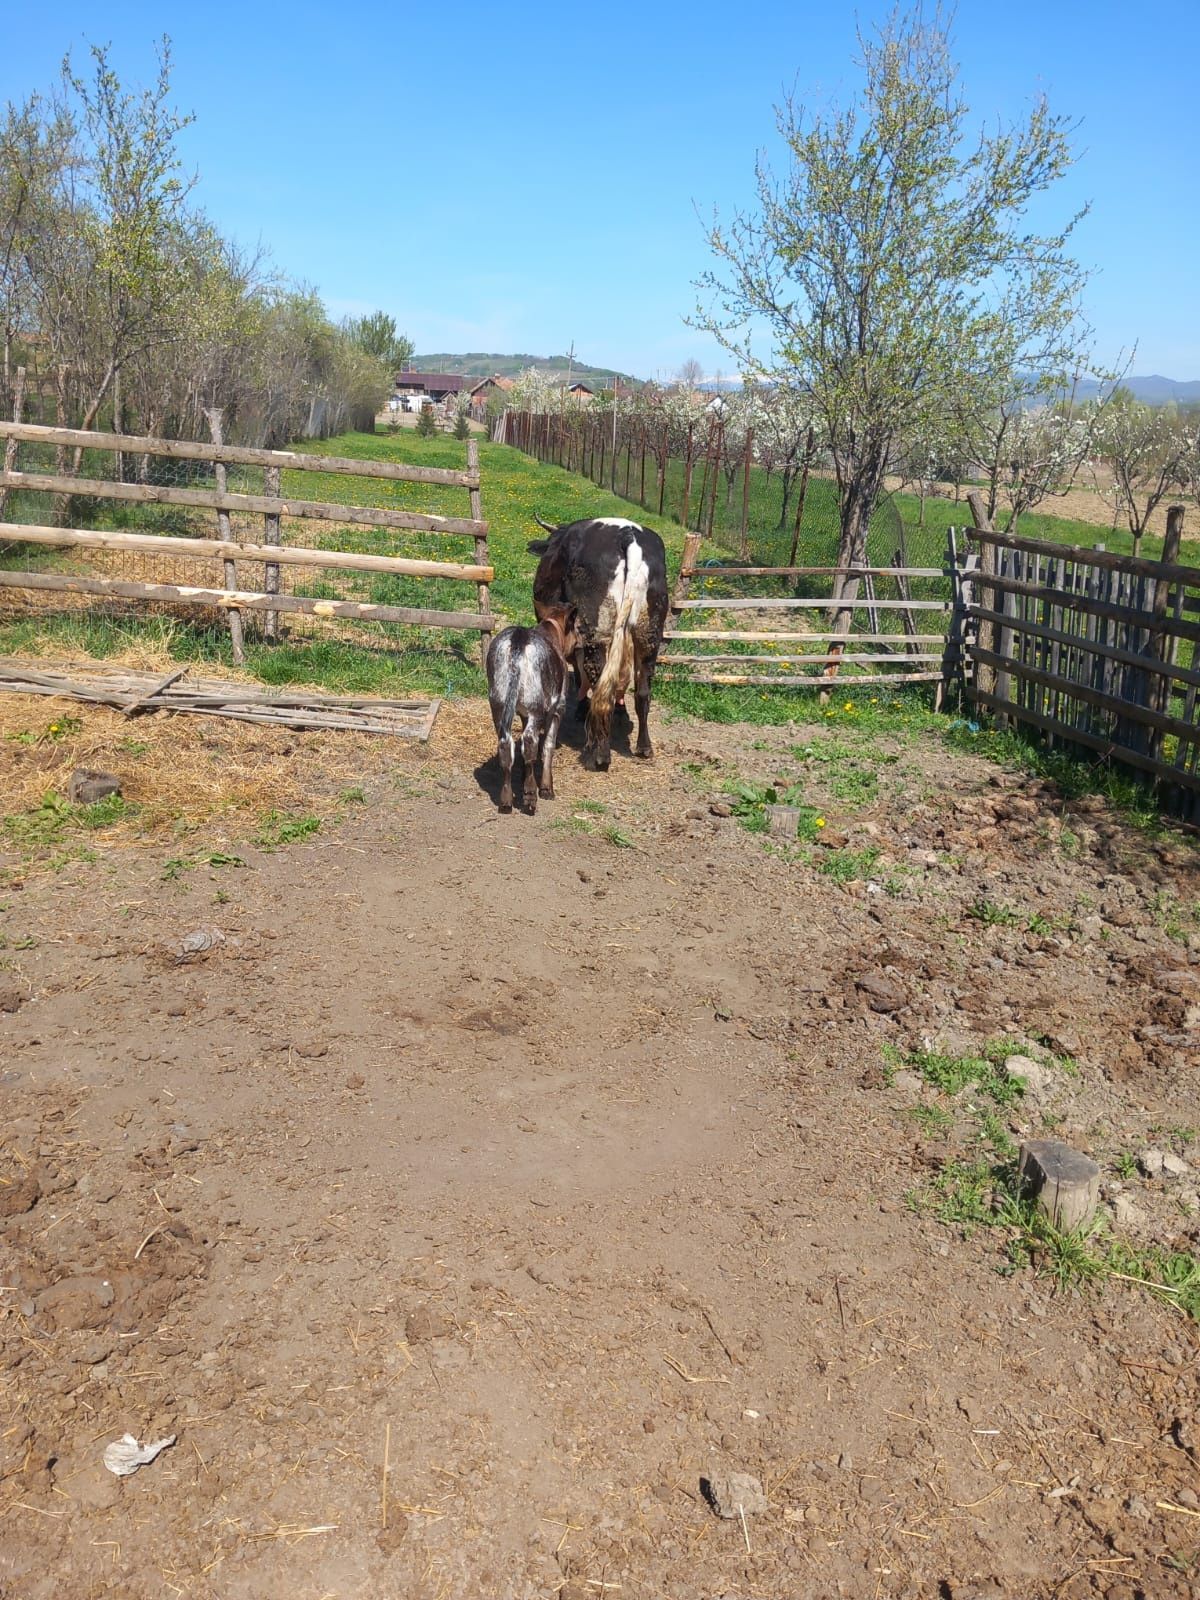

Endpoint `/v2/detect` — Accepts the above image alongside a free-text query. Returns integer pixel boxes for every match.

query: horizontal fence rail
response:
[0,523,493,581]
[0,420,479,487]
[0,570,491,630]
[0,413,493,667]
[959,511,1199,818]
[659,529,953,692]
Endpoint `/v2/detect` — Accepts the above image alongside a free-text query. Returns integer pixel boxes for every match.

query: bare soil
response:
[2,693,1199,1600]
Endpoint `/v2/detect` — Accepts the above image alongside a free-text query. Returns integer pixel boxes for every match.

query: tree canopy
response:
[695,10,1097,564]
[0,40,395,447]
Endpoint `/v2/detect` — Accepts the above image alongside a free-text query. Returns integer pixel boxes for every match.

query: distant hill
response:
[1053,374,1200,406]
[1112,374,1200,405]
[410,352,633,386]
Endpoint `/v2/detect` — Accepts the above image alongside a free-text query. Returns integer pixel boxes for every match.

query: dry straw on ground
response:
[0,639,421,848]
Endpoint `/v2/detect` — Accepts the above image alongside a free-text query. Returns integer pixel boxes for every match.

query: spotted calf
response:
[485,609,575,814]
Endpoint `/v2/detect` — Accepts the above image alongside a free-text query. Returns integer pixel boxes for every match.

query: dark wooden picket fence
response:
[956,506,1200,818]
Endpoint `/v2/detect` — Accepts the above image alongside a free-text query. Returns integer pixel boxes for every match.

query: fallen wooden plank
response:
[0,658,441,740]
[122,666,188,716]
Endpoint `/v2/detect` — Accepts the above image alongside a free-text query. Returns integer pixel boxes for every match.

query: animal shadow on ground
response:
[473,695,638,809]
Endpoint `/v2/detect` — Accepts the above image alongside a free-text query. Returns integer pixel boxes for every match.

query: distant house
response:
[467,374,514,418]
[392,371,472,406]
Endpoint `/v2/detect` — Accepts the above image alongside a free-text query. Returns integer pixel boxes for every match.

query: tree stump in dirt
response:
[766,804,801,839]
[1018,1140,1100,1231]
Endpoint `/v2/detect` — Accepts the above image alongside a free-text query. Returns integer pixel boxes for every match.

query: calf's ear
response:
[527,538,550,555]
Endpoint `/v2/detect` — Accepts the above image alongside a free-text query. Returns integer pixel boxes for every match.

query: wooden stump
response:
[765,804,801,839]
[1018,1140,1100,1231]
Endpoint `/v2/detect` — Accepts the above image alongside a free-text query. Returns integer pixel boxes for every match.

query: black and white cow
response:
[485,608,575,814]
[529,516,669,770]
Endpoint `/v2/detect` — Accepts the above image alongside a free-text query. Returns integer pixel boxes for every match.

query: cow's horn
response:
[533,513,559,535]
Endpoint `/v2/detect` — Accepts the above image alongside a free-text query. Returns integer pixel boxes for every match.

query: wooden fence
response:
[660,530,952,691]
[959,506,1200,815]
[0,412,493,665]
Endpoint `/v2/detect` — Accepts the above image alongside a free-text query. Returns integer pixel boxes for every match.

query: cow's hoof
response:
[499,801,513,814]
[635,745,653,759]
[538,785,554,799]
[525,798,538,816]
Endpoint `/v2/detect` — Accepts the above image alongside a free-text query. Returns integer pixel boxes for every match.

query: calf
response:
[529,516,668,770]
[485,609,575,814]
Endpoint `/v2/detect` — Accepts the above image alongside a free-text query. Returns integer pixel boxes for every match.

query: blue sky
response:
[5,1,1198,380]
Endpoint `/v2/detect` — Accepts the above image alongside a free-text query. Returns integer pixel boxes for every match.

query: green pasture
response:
[0,426,1195,719]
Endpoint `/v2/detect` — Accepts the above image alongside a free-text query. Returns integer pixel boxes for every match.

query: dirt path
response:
[2,700,1199,1599]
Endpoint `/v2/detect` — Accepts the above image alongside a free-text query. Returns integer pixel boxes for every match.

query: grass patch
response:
[162,850,247,882]
[896,1041,1200,1318]
[254,811,322,850]
[3,790,138,870]
[889,1042,1025,1108]
[726,777,825,841]
[812,844,881,883]
[967,897,1023,928]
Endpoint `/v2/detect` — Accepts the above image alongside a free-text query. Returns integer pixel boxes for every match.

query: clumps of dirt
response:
[0,1096,210,1506]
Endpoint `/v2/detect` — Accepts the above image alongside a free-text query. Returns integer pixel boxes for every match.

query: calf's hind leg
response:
[496,725,515,812]
[539,705,563,799]
[520,717,541,813]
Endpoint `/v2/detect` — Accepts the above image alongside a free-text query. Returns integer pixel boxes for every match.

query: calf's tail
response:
[498,662,520,740]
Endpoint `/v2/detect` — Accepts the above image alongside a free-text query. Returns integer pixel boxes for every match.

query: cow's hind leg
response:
[521,717,541,813]
[633,644,657,759]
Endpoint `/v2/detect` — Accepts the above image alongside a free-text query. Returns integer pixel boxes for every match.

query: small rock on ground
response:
[704,1470,767,1518]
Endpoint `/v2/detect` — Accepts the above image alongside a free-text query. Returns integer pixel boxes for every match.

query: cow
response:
[528,516,669,771]
[485,607,576,814]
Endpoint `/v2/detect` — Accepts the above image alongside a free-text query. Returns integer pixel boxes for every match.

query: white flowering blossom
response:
[1092,395,1189,553]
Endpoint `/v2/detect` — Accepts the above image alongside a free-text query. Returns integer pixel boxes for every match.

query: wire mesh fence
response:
[502,406,951,638]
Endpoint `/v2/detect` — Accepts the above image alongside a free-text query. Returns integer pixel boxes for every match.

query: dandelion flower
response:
[815,817,826,828]
[843,702,853,712]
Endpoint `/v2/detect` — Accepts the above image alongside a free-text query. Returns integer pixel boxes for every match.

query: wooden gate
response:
[660,530,952,692]
[0,418,493,666]
[956,506,1200,815]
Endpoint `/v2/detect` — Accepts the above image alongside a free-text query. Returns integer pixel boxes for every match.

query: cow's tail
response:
[590,541,648,724]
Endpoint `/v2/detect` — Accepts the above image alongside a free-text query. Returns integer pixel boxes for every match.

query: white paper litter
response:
[103,1432,177,1477]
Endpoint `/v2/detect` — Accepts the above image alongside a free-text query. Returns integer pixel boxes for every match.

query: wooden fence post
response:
[468,436,491,670]
[739,427,753,560]
[0,366,26,526]
[205,407,245,666]
[681,423,694,531]
[966,489,997,706]
[1147,504,1185,763]
[262,464,282,642]
[672,530,703,617]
